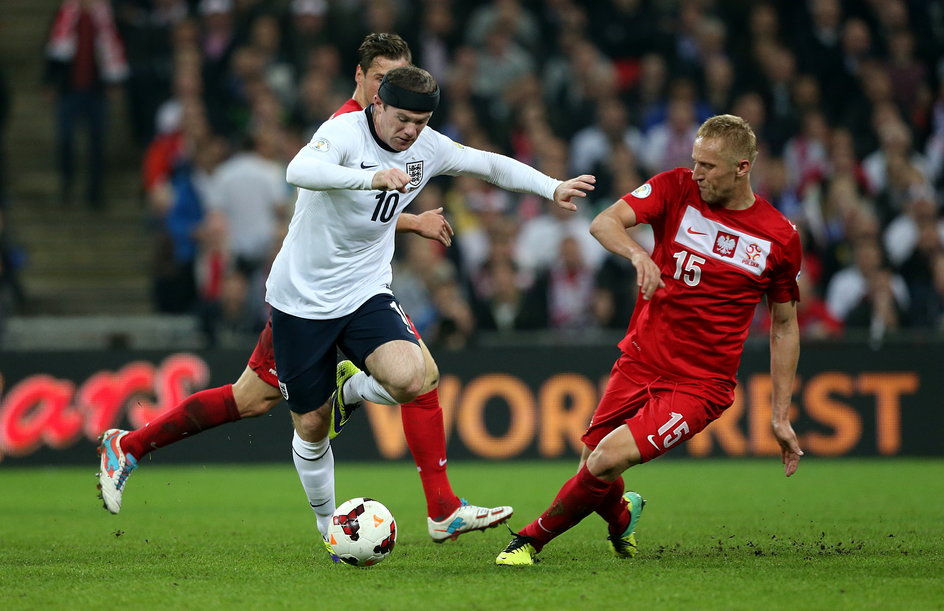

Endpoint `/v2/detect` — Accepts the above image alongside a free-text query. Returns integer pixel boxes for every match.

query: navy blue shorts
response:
[270,293,419,414]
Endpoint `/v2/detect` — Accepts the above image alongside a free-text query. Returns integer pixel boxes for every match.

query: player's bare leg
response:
[232,366,284,418]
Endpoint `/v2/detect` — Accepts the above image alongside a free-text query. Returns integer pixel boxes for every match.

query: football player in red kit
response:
[497,114,804,566]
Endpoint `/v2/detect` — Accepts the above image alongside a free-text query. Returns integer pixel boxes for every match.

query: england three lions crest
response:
[406,161,424,188]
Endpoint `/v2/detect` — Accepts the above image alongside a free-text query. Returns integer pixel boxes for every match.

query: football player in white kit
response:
[265,64,595,512]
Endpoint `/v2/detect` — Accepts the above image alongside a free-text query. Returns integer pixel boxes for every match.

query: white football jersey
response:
[265,109,561,319]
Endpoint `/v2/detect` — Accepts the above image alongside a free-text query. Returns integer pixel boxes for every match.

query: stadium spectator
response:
[665,0,712,77]
[288,47,347,137]
[529,235,598,333]
[896,209,944,326]
[793,0,845,120]
[543,37,617,137]
[495,114,803,566]
[702,54,736,115]
[789,72,824,120]
[203,124,288,311]
[755,45,799,152]
[730,91,770,158]
[569,96,644,177]
[590,253,637,331]
[755,156,802,222]
[640,92,700,174]
[427,265,476,350]
[194,211,259,347]
[515,164,607,274]
[471,257,545,333]
[281,0,330,78]
[154,58,204,138]
[913,251,944,330]
[843,266,910,343]
[782,109,830,194]
[245,13,295,107]
[45,0,129,208]
[470,22,535,124]
[590,143,646,215]
[197,0,237,96]
[449,176,516,284]
[639,76,712,135]
[406,0,459,87]
[392,233,442,339]
[826,234,909,324]
[629,53,668,131]
[862,120,930,201]
[150,127,225,315]
[587,0,659,63]
[465,0,540,55]
[800,132,870,271]
[885,29,929,123]
[883,192,944,267]
[114,0,187,146]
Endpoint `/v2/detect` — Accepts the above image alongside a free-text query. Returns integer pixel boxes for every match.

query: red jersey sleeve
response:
[767,228,802,303]
[620,169,686,227]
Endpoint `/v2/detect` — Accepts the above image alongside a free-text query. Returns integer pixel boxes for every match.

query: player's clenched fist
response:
[372,168,413,192]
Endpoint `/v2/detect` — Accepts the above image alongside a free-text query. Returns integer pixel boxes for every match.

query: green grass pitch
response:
[1,458,942,610]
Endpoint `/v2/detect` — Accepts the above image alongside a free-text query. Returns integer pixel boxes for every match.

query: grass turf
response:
[0,458,942,610]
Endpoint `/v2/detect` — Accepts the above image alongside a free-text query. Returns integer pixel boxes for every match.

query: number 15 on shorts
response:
[647,411,690,451]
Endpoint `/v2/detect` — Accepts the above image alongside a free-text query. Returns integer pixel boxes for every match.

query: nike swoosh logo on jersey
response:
[438,458,447,467]
[687,226,707,236]
[647,434,661,450]
[360,161,378,169]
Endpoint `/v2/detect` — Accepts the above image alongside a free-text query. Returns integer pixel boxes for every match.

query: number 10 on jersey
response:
[372,192,400,223]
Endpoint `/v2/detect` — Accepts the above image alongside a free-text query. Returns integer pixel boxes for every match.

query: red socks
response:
[595,476,631,536]
[400,388,461,520]
[120,384,241,460]
[521,464,613,551]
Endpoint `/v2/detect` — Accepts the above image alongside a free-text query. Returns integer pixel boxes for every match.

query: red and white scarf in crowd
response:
[46,0,129,82]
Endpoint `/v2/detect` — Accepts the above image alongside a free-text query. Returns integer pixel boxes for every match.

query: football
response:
[328,497,397,567]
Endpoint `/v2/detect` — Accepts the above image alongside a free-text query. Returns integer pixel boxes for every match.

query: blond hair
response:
[696,114,758,164]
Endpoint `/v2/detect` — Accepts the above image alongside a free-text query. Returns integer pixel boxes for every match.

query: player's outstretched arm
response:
[769,299,803,477]
[396,208,454,246]
[442,143,585,207]
[590,201,664,300]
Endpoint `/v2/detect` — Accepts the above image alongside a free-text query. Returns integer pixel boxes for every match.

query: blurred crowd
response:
[37,0,944,348]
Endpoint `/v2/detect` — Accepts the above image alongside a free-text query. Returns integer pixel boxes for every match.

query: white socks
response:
[291,430,335,537]
[344,371,398,405]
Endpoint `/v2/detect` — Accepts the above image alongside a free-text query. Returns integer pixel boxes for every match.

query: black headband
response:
[378,78,440,112]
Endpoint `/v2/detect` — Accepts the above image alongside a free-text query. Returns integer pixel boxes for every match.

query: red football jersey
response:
[618,168,801,401]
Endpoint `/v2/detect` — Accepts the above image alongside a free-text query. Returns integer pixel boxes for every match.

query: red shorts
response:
[248,319,280,388]
[248,312,424,389]
[581,354,730,462]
